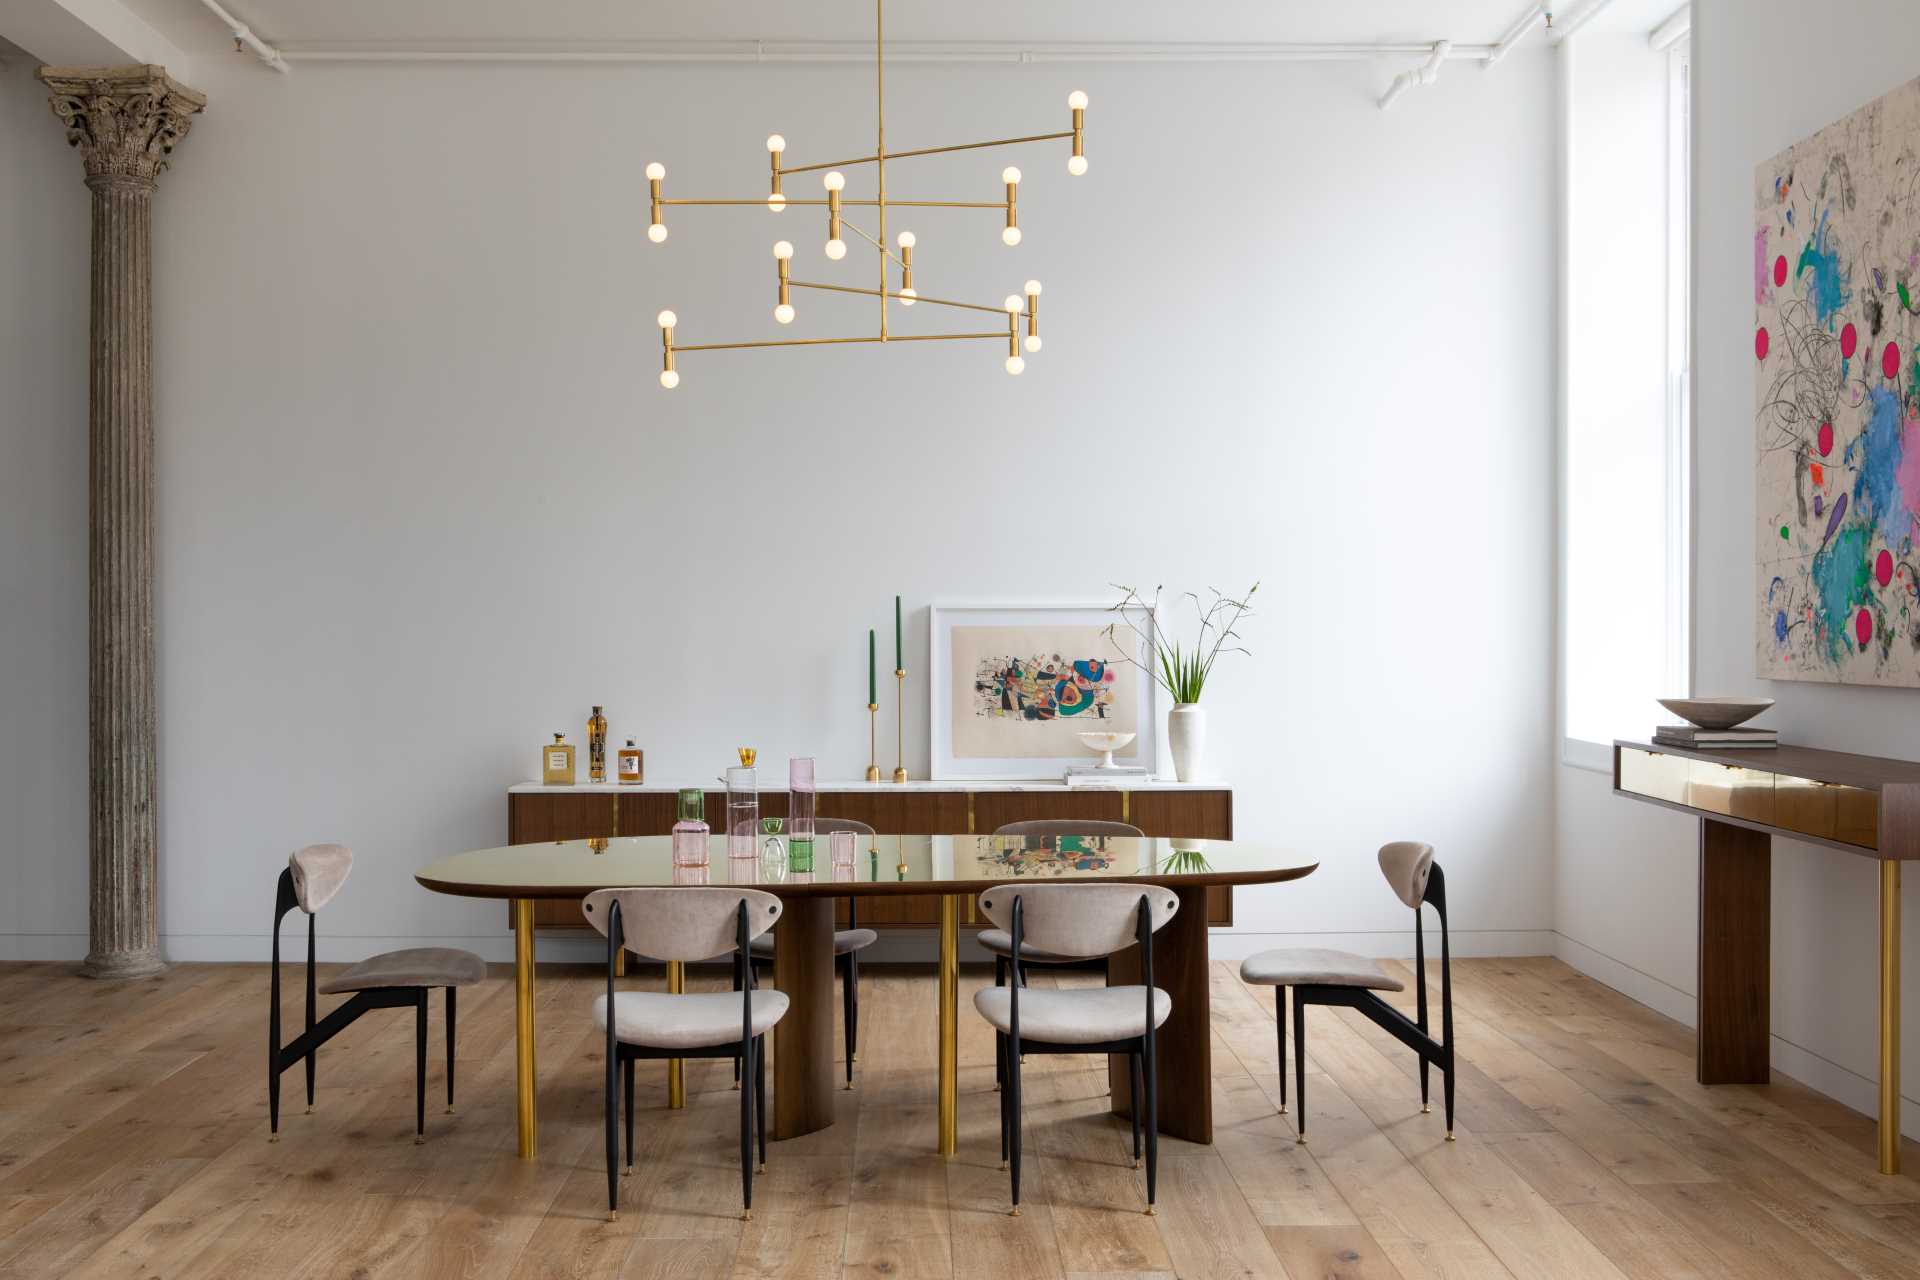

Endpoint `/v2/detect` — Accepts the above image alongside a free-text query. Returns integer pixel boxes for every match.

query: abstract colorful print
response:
[972,654,1119,721]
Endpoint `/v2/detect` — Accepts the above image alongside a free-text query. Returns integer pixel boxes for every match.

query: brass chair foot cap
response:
[1422,1104,1432,1113]
[268,1135,279,1143]
[1278,1104,1287,1114]
[732,1081,742,1090]
[758,1164,767,1173]
[845,1082,855,1090]
[1296,1135,1307,1145]
[742,1210,753,1222]
[304,1106,314,1115]
[1145,1206,1157,1216]
[607,1210,618,1222]
[999,1161,1008,1170]
[993,1083,1002,1091]
[1446,1132,1456,1142]
[622,1166,633,1177]
[446,1107,456,1115]
[1132,1159,1141,1169]
[414,1135,426,1145]
[1008,1208,1021,1218]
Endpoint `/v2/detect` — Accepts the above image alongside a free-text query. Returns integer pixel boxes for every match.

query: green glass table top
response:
[416,834,1317,899]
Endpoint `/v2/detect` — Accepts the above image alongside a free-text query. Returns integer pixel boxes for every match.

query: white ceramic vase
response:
[1168,703,1206,782]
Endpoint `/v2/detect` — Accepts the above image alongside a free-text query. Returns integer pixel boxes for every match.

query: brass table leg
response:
[938,894,959,1157]
[668,959,686,1109]
[1881,860,1902,1176]
[513,898,537,1160]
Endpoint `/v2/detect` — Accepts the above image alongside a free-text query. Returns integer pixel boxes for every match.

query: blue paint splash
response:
[1774,610,1790,644]
[1797,209,1853,328]
[1847,387,1909,543]
[1811,523,1873,661]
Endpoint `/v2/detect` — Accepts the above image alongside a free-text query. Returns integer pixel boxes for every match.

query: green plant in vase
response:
[1104,582,1256,782]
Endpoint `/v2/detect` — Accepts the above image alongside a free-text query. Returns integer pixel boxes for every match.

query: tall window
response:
[1561,27,1692,764]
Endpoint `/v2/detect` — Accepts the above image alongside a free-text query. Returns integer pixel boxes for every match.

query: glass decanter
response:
[671,787,710,868]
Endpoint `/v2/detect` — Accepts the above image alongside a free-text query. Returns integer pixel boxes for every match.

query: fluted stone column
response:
[37,66,204,979]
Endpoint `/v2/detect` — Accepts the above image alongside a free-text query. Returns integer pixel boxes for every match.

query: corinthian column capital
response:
[37,64,206,189]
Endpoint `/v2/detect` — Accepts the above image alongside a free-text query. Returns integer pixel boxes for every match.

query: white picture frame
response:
[928,601,1162,781]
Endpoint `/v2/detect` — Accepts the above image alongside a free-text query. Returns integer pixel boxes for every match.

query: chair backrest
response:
[815,817,876,837]
[993,820,1143,839]
[289,844,353,913]
[976,882,1178,958]
[581,887,782,961]
[1378,842,1436,909]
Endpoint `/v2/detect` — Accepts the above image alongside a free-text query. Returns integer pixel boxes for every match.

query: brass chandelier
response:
[645,0,1088,388]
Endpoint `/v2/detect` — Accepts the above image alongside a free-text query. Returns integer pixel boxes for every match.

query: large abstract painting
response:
[1757,74,1920,685]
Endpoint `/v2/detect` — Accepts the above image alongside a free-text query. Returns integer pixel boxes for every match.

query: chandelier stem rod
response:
[791,279,1007,316]
[778,131,1074,176]
[674,332,1005,353]
[877,0,887,339]
[660,198,1004,209]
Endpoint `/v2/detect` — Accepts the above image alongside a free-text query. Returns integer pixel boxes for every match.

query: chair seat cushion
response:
[319,947,486,994]
[1238,948,1405,991]
[746,928,878,958]
[973,984,1171,1044]
[974,929,1080,963]
[592,989,790,1050]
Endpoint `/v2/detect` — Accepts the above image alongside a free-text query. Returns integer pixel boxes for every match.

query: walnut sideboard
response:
[505,780,1234,932]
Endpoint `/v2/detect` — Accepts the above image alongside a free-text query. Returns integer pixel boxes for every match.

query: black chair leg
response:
[268,1053,281,1139]
[445,986,457,1114]
[739,1037,754,1220]
[413,990,427,1143]
[1008,1035,1023,1215]
[732,960,744,1089]
[605,1046,619,1219]
[842,953,856,1089]
[1142,1037,1159,1212]
[1129,1051,1143,1168]
[997,1035,1010,1167]
[1443,1047,1457,1139]
[1293,994,1308,1144]
[1275,986,1287,1115]
[754,1034,768,1171]
[624,1058,636,1174]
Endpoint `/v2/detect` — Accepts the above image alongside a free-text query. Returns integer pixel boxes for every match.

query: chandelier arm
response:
[673,332,1006,353]
[778,131,1075,177]
[791,279,1008,316]
[661,197,1006,210]
[836,219,907,269]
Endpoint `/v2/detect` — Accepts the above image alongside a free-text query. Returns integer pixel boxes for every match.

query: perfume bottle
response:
[671,787,710,868]
[542,733,576,786]
[618,739,644,784]
[587,706,609,782]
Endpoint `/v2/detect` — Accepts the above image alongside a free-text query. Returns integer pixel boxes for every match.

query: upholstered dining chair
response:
[1239,841,1454,1143]
[739,816,878,1089]
[582,886,786,1222]
[267,844,485,1144]
[973,882,1179,1217]
[981,820,1144,1089]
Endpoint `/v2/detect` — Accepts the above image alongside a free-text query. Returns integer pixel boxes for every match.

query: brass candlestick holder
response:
[893,668,908,783]
[865,703,881,781]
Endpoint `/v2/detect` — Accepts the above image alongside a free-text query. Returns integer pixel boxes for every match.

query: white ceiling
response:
[120,0,1549,53]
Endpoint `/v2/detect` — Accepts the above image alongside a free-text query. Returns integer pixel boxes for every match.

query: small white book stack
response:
[1652,724,1778,749]
[1064,765,1151,787]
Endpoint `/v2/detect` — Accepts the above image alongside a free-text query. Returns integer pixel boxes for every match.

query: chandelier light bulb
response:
[1002,226,1023,246]
[1025,335,1043,352]
[1001,166,1022,185]
[648,223,668,243]
[645,162,666,180]
[898,287,917,306]
[767,193,787,212]
[1024,280,1043,296]
[657,310,678,329]
[897,230,916,249]
[659,369,680,388]
[766,134,786,153]
[1005,355,1025,375]
[774,303,795,324]
[1068,90,1089,110]
[773,240,794,260]
[1066,154,1088,176]
[825,238,847,259]
[823,170,846,192]
[1004,294,1023,313]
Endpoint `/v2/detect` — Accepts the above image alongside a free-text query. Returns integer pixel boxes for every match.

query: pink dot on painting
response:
[1857,608,1874,646]
[1756,327,1771,360]
[1774,255,1788,287]
[1842,323,1859,359]
[1818,421,1834,455]
[1878,549,1894,586]
[1885,341,1902,379]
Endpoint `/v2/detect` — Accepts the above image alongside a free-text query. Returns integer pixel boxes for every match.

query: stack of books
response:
[1652,725,1777,749]
[1064,764,1151,787]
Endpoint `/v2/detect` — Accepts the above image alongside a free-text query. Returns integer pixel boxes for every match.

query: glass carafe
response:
[726,766,759,862]
[671,787,710,868]
[788,757,816,874]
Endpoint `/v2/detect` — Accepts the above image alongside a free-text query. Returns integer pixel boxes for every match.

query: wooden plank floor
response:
[2,956,1917,1278]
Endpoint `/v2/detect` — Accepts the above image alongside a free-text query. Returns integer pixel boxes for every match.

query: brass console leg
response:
[1880,860,1902,1176]
[514,898,538,1160]
[668,960,686,1109]
[938,894,959,1157]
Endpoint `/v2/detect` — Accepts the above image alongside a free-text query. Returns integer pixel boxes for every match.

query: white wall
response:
[1557,0,1920,1139]
[0,58,89,961]
[1,51,1558,963]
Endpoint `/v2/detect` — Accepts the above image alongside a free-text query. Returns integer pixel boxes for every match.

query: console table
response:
[506,779,1235,931]
[1613,739,1910,1174]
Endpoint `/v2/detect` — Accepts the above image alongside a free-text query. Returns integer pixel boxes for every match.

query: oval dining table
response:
[416,833,1317,1161]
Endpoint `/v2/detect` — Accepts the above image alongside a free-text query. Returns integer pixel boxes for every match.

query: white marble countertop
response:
[508,778,1227,794]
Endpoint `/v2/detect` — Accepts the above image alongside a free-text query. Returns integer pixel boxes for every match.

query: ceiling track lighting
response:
[644,0,1088,387]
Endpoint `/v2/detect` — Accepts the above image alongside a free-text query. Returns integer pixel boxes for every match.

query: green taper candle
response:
[894,595,902,671]
[868,628,876,705]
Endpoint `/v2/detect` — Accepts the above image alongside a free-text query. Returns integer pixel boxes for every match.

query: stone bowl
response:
[1656,697,1775,730]
[1077,731,1137,768]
